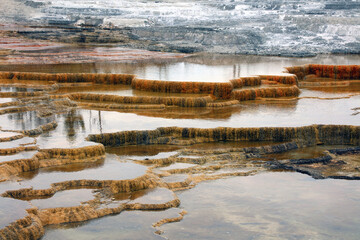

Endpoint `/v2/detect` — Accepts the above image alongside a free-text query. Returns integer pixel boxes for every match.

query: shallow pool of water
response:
[1,54,359,82]
[15,155,147,190]
[37,172,360,240]
[0,92,355,148]
[0,197,32,229]
[30,189,96,209]
[43,208,182,240]
[0,53,359,239]
[163,172,360,240]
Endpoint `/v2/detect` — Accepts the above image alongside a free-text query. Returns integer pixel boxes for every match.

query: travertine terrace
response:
[0,63,359,239]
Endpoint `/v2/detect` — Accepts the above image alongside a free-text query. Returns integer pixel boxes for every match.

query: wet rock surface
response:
[0,62,359,239]
[1,0,360,56]
[266,148,360,180]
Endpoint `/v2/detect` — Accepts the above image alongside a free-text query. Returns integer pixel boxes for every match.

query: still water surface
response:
[0,53,359,239]
[41,172,360,240]
[1,54,360,81]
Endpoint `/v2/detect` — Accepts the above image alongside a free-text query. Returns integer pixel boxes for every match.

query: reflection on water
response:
[0,86,41,92]
[0,53,359,239]
[63,109,86,142]
[56,95,358,133]
[1,93,357,149]
[163,172,360,240]
[0,98,13,103]
[16,155,147,189]
[43,209,181,240]
[1,54,359,82]
[54,84,132,94]
[106,145,181,158]
[55,85,207,97]
[0,137,35,149]
[126,188,175,205]
[30,189,95,209]
[0,197,31,229]
[37,160,106,174]
[0,150,38,162]
[0,110,53,131]
[39,172,360,240]
[158,163,197,171]
[304,83,360,96]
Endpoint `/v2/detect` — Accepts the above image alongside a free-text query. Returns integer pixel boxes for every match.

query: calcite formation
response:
[0,64,359,239]
[67,93,213,108]
[230,76,262,88]
[0,213,44,240]
[231,86,300,101]
[87,125,360,147]
[0,67,302,110]
[131,79,234,99]
[266,147,360,180]
[286,64,360,80]
[0,72,135,85]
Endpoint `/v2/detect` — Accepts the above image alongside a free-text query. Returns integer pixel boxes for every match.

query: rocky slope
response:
[1,0,360,56]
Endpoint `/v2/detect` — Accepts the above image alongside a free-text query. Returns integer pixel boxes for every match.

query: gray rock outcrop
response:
[1,0,360,56]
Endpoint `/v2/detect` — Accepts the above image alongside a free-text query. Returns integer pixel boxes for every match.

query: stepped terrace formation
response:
[0,63,359,240]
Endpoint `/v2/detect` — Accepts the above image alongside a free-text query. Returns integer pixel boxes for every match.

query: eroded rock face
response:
[1,0,360,56]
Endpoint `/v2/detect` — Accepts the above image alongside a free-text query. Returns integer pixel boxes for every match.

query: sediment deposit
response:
[0,63,359,239]
[131,79,234,99]
[286,64,360,81]
[231,86,300,101]
[67,93,213,108]
[0,72,135,85]
[86,125,360,147]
